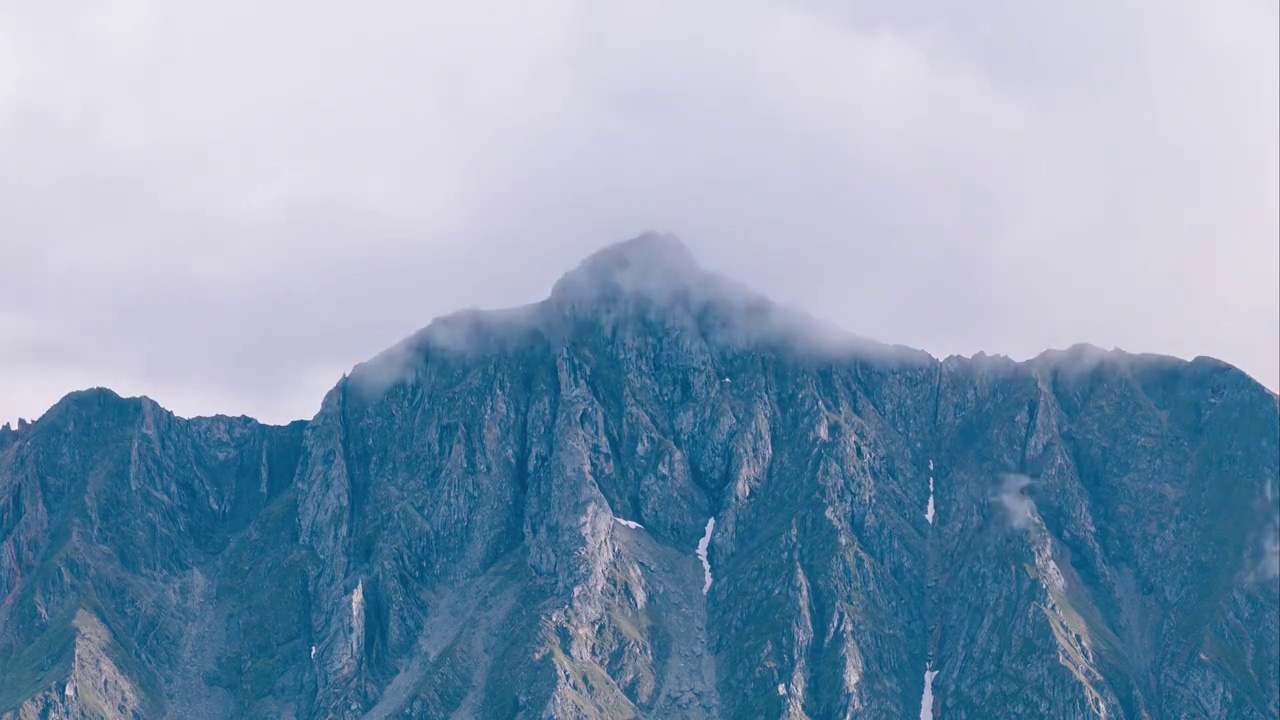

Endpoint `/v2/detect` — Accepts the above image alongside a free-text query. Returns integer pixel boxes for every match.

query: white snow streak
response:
[777,683,787,696]
[925,475,935,525]
[351,580,365,656]
[925,460,936,524]
[353,580,364,625]
[919,666,939,720]
[697,517,716,594]
[614,517,644,530]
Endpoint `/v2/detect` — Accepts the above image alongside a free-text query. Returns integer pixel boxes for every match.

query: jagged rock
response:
[1,235,1276,719]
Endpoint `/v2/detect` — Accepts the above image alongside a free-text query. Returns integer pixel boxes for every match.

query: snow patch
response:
[697,517,716,594]
[777,683,787,696]
[928,459,934,471]
[310,645,316,660]
[919,666,939,720]
[353,580,364,624]
[614,517,644,530]
[925,475,935,524]
[351,580,366,657]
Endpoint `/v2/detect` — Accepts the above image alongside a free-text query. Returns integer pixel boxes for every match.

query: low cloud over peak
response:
[550,232,707,305]
[2,0,1276,424]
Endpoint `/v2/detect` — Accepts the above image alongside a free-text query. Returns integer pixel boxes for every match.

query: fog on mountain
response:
[0,236,1276,720]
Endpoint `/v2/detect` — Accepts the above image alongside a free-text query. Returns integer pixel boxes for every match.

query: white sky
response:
[2,0,1277,425]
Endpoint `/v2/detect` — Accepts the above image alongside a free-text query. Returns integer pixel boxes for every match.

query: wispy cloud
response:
[996,473,1038,530]
[1260,480,1280,581]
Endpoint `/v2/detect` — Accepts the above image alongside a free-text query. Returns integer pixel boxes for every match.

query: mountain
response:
[1,234,1277,720]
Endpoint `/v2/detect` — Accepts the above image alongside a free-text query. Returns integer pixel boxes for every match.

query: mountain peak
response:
[578,231,698,273]
[549,232,705,306]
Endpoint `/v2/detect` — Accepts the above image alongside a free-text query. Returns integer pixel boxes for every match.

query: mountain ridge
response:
[11,344,1263,434]
[15,233,1267,430]
[1,234,1277,720]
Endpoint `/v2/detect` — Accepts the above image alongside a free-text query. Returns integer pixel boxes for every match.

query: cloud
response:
[1263,531,1279,581]
[1260,480,1280,581]
[1248,508,1280,582]
[1,0,1276,424]
[997,474,1038,531]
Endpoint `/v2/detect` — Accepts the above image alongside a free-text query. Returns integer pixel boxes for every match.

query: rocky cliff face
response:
[2,235,1277,719]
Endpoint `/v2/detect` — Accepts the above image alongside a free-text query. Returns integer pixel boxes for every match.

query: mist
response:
[2,0,1276,424]
[997,473,1038,531]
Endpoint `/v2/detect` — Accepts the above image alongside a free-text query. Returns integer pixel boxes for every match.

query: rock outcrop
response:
[2,234,1276,719]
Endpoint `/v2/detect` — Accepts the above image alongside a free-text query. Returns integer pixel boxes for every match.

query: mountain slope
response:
[2,234,1277,719]
[0,389,309,719]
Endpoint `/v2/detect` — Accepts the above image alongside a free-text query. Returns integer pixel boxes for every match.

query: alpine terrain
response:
[1,234,1277,720]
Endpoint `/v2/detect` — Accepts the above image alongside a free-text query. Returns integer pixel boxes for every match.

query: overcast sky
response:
[2,0,1277,425]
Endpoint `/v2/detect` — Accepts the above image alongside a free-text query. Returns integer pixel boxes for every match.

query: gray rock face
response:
[2,234,1277,719]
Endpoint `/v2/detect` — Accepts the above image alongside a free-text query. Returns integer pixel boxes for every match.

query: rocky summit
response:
[1,234,1277,720]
